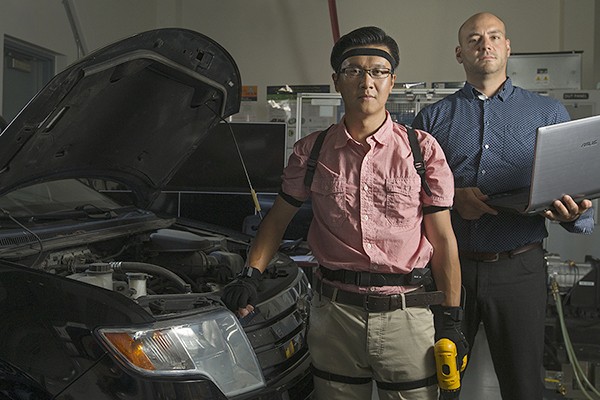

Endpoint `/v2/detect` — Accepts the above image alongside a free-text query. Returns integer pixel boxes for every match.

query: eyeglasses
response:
[340,67,392,79]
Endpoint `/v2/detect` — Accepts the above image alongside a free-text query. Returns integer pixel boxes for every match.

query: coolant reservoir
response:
[127,272,149,298]
[67,263,113,290]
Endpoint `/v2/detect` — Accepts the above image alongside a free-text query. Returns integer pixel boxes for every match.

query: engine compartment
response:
[60,228,242,296]
[33,227,285,316]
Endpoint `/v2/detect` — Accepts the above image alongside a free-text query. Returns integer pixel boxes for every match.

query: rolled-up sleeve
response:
[419,130,455,207]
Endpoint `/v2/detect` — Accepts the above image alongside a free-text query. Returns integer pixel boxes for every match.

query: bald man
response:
[413,12,594,400]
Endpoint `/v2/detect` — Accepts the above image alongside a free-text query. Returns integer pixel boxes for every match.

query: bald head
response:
[458,12,507,46]
[455,11,511,95]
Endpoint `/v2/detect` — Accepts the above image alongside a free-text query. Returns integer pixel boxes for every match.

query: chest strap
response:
[303,125,332,187]
[405,124,432,197]
[303,124,431,197]
[319,265,432,287]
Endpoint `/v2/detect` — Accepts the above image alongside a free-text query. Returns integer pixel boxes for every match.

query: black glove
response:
[221,266,262,311]
[433,306,469,371]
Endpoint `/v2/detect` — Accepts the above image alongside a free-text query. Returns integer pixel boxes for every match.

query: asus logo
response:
[581,139,598,148]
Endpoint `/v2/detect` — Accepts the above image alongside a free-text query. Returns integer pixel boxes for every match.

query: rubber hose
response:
[111,261,192,293]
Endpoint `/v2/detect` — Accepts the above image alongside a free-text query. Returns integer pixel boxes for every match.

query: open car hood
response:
[0,28,241,207]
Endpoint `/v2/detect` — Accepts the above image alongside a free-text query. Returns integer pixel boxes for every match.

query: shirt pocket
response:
[384,177,421,228]
[312,170,348,227]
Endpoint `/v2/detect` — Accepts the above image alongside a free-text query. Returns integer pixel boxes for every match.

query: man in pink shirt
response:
[222,26,466,400]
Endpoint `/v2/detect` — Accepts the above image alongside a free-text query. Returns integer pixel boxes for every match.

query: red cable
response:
[328,0,340,43]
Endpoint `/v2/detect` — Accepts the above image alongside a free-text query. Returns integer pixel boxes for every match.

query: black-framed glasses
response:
[340,67,392,79]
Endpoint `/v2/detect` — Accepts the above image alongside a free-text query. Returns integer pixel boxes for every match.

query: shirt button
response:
[363,215,369,221]
[364,184,369,191]
[366,243,372,249]
[484,144,490,149]
[369,287,376,292]
[481,170,486,175]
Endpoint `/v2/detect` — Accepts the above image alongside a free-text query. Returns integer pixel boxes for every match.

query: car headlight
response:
[96,309,266,397]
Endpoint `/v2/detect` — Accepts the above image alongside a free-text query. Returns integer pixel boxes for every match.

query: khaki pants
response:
[307,293,438,400]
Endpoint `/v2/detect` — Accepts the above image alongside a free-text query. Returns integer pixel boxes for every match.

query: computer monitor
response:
[166,122,287,193]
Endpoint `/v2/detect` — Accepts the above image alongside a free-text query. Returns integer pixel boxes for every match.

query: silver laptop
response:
[486,114,600,215]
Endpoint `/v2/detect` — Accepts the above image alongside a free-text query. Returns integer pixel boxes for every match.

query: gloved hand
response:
[221,266,262,313]
[433,306,469,371]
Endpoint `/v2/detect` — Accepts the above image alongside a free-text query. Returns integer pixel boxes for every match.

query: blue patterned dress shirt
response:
[413,78,594,252]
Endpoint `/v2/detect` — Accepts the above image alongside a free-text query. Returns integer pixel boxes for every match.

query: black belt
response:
[316,280,445,312]
[459,242,542,263]
[319,265,431,286]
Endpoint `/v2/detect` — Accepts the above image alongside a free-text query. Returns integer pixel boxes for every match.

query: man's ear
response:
[506,38,511,57]
[332,72,340,92]
[455,45,463,64]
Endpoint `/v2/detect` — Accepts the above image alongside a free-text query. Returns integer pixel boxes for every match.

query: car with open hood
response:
[0,28,312,400]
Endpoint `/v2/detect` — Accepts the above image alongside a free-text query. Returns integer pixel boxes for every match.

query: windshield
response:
[0,179,124,217]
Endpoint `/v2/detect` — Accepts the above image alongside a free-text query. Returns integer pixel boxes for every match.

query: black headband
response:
[335,47,397,72]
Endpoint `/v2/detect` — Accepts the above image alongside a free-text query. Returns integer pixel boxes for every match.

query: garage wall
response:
[177,0,568,88]
[0,0,157,113]
[1,0,596,117]
[170,0,596,120]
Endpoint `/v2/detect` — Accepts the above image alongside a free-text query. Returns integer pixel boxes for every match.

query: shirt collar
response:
[461,77,513,101]
[335,112,393,148]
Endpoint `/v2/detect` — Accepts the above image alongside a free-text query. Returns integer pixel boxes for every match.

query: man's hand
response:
[453,187,498,220]
[433,306,469,371]
[221,267,262,318]
[543,195,592,223]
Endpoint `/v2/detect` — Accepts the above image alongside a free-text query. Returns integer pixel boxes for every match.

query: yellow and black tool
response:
[435,338,468,399]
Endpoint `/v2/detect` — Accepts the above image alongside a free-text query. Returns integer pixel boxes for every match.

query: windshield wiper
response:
[26,204,119,221]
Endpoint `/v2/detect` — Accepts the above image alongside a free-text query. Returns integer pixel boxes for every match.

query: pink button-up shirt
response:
[281,114,454,294]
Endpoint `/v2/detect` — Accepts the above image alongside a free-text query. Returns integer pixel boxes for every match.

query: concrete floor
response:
[460,327,502,399]
[460,326,565,400]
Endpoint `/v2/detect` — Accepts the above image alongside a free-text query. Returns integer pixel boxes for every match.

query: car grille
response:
[243,270,313,399]
[253,368,313,400]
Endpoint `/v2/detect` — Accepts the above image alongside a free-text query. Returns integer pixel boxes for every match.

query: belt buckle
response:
[363,294,406,312]
[483,253,500,262]
[363,294,375,312]
[393,293,406,310]
[363,294,385,312]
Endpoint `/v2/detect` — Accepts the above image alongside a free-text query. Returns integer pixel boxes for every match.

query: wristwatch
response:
[239,265,262,279]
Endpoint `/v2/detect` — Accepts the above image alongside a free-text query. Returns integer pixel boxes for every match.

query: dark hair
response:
[330,26,400,72]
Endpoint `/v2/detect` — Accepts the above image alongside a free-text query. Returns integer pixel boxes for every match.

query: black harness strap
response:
[319,265,432,286]
[278,189,304,208]
[311,365,437,390]
[311,365,371,385]
[376,374,438,391]
[303,124,432,198]
[404,124,433,197]
[303,125,332,188]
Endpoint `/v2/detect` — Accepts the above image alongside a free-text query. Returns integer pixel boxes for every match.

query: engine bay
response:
[33,226,295,316]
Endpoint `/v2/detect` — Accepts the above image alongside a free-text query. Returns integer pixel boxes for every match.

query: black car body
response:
[0,29,312,400]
